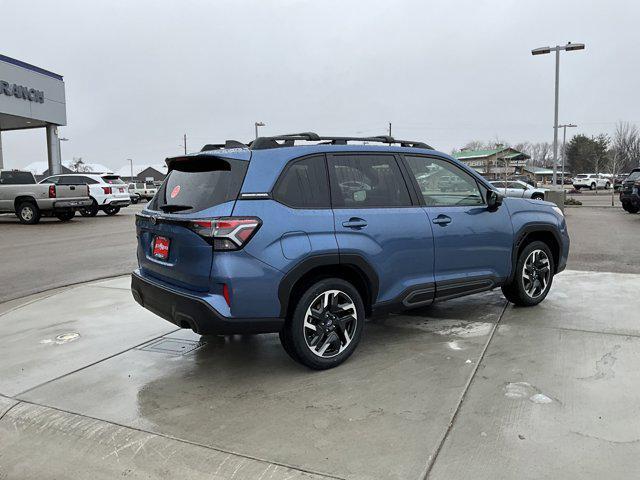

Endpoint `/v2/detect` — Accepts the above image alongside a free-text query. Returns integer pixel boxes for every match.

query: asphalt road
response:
[0,205,142,303]
[0,202,636,303]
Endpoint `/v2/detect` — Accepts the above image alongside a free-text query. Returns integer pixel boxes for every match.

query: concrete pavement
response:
[1,270,639,479]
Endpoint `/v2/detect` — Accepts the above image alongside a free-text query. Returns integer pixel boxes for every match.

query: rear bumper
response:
[53,199,93,209]
[131,270,284,335]
[103,199,131,208]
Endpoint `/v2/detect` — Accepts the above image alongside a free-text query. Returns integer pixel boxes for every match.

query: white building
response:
[0,54,67,174]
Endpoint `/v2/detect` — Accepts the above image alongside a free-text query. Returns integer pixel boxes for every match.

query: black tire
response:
[16,201,41,225]
[502,241,555,307]
[80,199,99,217]
[280,278,365,370]
[104,206,120,216]
[531,193,544,201]
[131,196,139,204]
[55,210,75,222]
[574,186,581,190]
[590,182,596,190]
[626,205,640,214]
[605,182,611,190]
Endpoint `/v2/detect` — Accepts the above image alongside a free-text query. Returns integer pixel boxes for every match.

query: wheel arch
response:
[278,254,378,318]
[14,196,38,210]
[509,224,561,282]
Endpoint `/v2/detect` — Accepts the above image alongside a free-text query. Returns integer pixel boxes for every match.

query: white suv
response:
[572,173,611,190]
[41,173,131,216]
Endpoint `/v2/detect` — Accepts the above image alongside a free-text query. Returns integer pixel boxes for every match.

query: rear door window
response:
[273,155,330,208]
[152,156,248,213]
[328,154,412,208]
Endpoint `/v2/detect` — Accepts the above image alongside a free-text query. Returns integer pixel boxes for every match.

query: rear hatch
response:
[102,175,130,200]
[136,151,250,291]
[622,170,640,194]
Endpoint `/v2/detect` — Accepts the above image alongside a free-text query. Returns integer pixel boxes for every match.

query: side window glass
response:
[404,155,484,207]
[328,155,411,208]
[273,155,330,208]
[42,176,59,184]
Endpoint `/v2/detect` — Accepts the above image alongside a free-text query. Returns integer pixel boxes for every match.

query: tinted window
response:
[491,181,505,188]
[405,156,484,207]
[59,176,88,185]
[41,176,60,184]
[627,171,640,181]
[101,175,124,184]
[273,155,329,208]
[328,155,411,208]
[0,171,35,184]
[508,182,526,190]
[152,157,248,213]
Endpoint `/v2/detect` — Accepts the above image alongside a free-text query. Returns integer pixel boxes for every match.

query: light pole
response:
[532,42,585,187]
[128,158,134,182]
[495,143,506,193]
[558,123,577,187]
[59,137,69,170]
[254,122,265,139]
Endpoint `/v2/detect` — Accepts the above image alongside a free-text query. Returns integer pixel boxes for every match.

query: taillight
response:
[102,186,112,194]
[48,185,56,198]
[188,217,261,250]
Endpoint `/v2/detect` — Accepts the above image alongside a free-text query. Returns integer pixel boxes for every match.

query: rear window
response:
[152,157,248,213]
[102,175,124,184]
[576,174,589,178]
[1,171,35,184]
[627,171,640,182]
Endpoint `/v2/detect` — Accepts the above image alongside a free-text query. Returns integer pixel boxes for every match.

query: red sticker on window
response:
[170,185,181,198]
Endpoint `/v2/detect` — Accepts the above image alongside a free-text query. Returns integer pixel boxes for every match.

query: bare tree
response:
[612,121,640,172]
[70,157,88,172]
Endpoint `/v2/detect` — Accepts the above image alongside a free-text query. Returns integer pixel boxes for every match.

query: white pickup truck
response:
[0,169,92,224]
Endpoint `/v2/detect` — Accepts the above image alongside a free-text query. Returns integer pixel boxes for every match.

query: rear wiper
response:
[159,204,193,213]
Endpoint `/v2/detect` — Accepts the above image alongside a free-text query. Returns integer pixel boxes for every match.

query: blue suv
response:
[131,133,569,369]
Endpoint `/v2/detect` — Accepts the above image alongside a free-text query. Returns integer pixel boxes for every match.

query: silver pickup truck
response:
[0,169,92,224]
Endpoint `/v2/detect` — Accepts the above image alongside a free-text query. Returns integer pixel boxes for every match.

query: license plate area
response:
[152,236,170,260]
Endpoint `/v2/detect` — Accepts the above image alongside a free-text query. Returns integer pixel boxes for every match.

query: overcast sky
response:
[2,0,639,171]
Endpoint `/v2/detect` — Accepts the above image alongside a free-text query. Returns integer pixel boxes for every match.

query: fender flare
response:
[277,253,379,318]
[508,223,562,283]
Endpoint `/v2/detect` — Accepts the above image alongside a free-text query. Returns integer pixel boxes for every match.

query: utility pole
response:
[388,122,392,137]
[255,122,265,139]
[183,134,187,155]
[128,158,133,182]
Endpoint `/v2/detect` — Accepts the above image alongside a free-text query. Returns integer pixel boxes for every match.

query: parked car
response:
[572,173,610,190]
[614,173,629,191]
[0,169,91,224]
[131,133,569,370]
[490,180,547,200]
[128,181,158,204]
[41,173,131,216]
[620,168,640,213]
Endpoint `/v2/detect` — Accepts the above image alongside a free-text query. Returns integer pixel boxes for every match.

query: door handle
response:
[342,218,368,229]
[432,214,451,226]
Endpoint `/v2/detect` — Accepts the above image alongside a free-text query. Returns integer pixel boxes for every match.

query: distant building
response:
[522,166,568,185]
[452,147,530,180]
[116,163,167,182]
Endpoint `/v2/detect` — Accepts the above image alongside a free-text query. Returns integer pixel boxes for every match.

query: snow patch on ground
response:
[504,382,556,404]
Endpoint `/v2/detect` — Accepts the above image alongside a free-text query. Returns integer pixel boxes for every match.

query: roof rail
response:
[250,132,433,150]
[200,140,248,152]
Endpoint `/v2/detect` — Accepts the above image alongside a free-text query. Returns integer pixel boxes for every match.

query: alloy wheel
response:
[21,206,34,221]
[303,290,358,358]
[522,249,551,299]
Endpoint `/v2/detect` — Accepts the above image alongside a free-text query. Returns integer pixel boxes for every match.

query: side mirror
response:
[487,190,503,211]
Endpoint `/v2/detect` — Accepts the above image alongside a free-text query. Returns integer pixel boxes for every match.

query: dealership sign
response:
[0,80,45,103]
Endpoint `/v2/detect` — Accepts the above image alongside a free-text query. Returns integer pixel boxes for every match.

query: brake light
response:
[188,217,261,250]
[48,185,56,198]
[102,186,112,194]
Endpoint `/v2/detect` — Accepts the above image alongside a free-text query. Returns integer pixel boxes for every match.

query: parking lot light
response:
[532,42,586,186]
